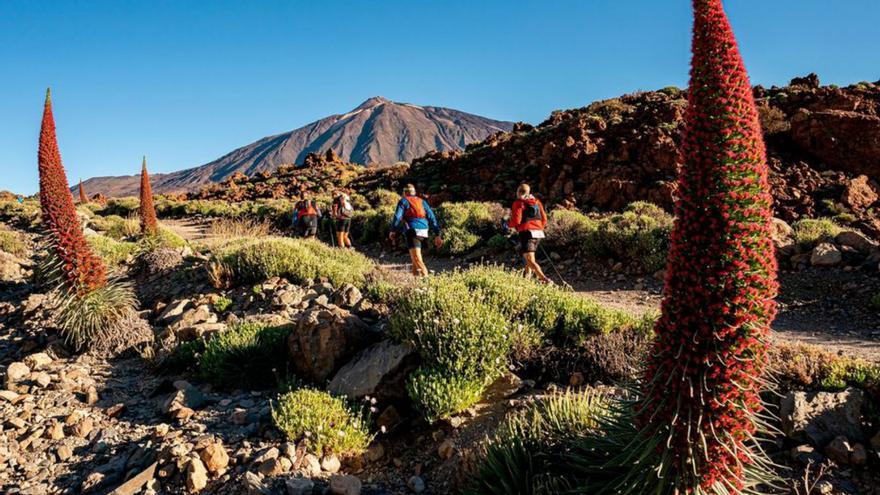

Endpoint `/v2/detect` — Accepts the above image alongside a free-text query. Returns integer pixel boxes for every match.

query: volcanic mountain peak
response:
[78,97,514,197]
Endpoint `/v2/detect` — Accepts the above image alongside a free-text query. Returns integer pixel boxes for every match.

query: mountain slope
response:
[79,97,513,197]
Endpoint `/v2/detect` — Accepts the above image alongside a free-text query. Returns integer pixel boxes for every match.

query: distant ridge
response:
[79,97,513,197]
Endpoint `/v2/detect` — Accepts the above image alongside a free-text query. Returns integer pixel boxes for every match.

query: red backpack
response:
[403,195,426,220]
[296,200,317,216]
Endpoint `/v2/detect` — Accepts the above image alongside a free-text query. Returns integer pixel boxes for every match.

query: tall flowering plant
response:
[78,179,88,204]
[139,156,159,235]
[637,0,779,491]
[38,89,107,295]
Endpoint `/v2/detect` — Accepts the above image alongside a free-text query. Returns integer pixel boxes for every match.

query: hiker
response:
[292,192,321,239]
[389,184,442,277]
[507,183,550,283]
[331,190,354,249]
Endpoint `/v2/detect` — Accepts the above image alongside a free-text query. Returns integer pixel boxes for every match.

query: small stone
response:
[24,352,52,370]
[33,372,52,388]
[5,361,30,388]
[366,443,385,463]
[0,390,19,402]
[300,454,321,477]
[106,403,126,418]
[568,372,584,387]
[85,386,99,405]
[199,441,229,474]
[810,242,842,267]
[186,457,209,492]
[242,471,269,495]
[286,477,315,495]
[321,454,341,473]
[825,435,852,465]
[56,445,73,461]
[850,442,867,466]
[71,417,94,438]
[437,439,455,460]
[407,475,426,493]
[329,474,362,495]
[258,457,290,476]
[48,422,65,440]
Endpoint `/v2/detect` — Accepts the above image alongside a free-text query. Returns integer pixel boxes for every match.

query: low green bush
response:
[213,296,233,313]
[0,199,41,227]
[351,206,395,244]
[0,228,28,257]
[199,322,291,389]
[101,197,140,217]
[406,368,486,423]
[140,227,188,250]
[438,226,481,255]
[86,234,139,266]
[209,237,375,289]
[792,218,844,246]
[582,203,672,273]
[436,201,502,232]
[390,279,512,420]
[466,390,608,495]
[485,234,511,251]
[272,388,373,455]
[544,209,597,249]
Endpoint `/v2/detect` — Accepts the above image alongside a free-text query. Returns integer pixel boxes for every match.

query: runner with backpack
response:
[507,183,551,283]
[291,191,322,239]
[331,190,355,249]
[389,184,443,277]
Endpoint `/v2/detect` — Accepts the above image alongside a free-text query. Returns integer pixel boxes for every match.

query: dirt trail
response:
[163,219,880,361]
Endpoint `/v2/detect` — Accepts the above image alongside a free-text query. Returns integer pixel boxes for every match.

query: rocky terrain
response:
[405,75,880,237]
[76,97,513,197]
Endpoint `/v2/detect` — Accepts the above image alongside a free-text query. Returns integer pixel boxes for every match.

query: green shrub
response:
[86,234,139,266]
[159,339,207,374]
[792,218,844,246]
[351,206,394,244]
[436,201,502,232]
[213,296,233,313]
[443,267,648,344]
[406,368,486,423]
[390,280,512,420]
[582,204,672,273]
[101,197,139,217]
[209,237,374,289]
[272,388,373,455]
[466,390,607,495]
[199,322,291,389]
[485,234,511,251]
[0,228,28,257]
[0,199,41,227]
[544,209,597,249]
[371,188,401,209]
[89,214,138,240]
[140,227,187,250]
[439,225,481,255]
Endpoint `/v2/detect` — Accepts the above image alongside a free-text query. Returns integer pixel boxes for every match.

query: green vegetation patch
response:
[582,202,672,273]
[199,322,291,389]
[86,234,139,266]
[0,228,28,257]
[209,237,375,288]
[792,217,844,246]
[272,388,373,456]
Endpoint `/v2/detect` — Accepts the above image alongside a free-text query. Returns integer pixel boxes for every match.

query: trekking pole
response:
[327,218,336,247]
[539,243,573,290]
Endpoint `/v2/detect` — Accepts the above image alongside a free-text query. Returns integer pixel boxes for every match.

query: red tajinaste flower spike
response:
[638,0,779,491]
[139,156,159,235]
[38,89,107,294]
[78,179,88,204]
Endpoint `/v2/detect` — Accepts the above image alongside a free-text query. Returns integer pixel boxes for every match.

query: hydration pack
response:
[403,196,427,220]
[522,202,541,221]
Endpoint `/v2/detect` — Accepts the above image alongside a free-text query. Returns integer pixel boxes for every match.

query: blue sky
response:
[2,0,878,194]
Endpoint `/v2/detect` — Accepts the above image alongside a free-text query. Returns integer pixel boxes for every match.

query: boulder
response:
[5,361,30,389]
[198,440,229,474]
[330,474,362,495]
[185,457,209,492]
[332,284,363,308]
[810,242,842,267]
[780,388,864,445]
[835,230,878,254]
[286,478,315,495]
[841,175,879,210]
[327,340,415,399]
[288,307,377,383]
[790,109,880,179]
[168,305,217,335]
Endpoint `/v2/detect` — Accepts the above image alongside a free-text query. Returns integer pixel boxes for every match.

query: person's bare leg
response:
[521,254,534,278]
[412,248,429,277]
[336,232,344,247]
[343,232,352,248]
[409,249,421,276]
[525,253,549,282]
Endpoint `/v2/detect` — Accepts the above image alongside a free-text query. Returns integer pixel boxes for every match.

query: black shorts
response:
[334,218,352,233]
[299,216,318,237]
[518,231,540,253]
[406,230,428,250]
